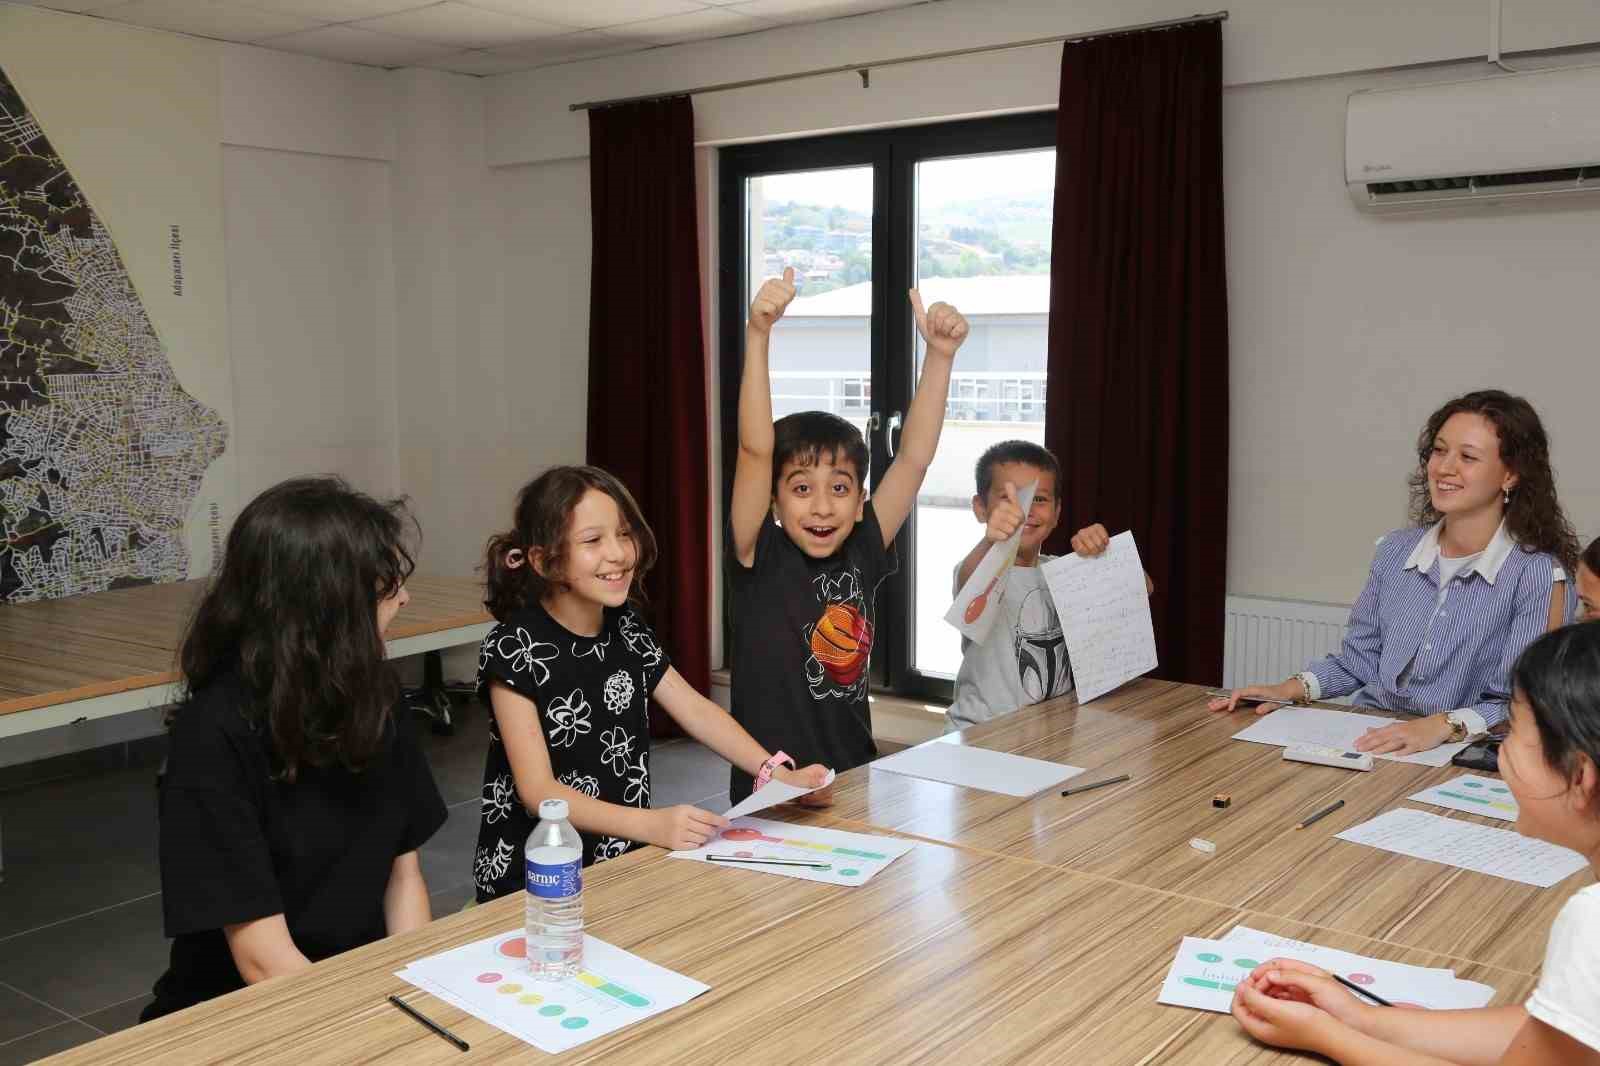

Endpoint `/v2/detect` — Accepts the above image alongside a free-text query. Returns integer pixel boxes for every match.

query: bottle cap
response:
[539,798,570,821]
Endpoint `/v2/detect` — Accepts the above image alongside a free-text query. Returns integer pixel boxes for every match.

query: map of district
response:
[0,63,226,603]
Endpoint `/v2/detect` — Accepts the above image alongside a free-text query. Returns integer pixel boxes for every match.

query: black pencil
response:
[1294,798,1346,830]
[388,994,469,1052]
[1061,773,1130,796]
[707,854,831,869]
[1333,973,1394,1007]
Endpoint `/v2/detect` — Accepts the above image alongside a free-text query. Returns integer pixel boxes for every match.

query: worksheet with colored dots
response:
[668,815,917,886]
[397,932,708,1053]
[1407,774,1519,821]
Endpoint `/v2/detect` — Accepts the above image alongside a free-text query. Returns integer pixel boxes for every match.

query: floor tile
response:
[0,1020,101,1065]
[648,740,730,809]
[417,801,479,894]
[415,702,492,807]
[0,765,162,938]
[0,983,71,1044]
[79,993,154,1037]
[428,881,476,917]
[0,895,168,1018]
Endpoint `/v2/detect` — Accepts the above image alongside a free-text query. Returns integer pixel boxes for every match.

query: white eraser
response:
[1189,837,1216,854]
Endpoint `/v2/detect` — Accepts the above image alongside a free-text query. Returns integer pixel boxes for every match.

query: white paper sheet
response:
[1231,706,1471,767]
[1159,930,1496,1014]
[1040,531,1157,703]
[724,768,836,819]
[667,815,915,886]
[945,481,1037,644]
[1407,775,1519,821]
[1336,808,1587,887]
[870,738,1084,796]
[396,932,708,1054]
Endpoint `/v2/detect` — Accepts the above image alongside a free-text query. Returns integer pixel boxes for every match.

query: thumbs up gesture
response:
[909,289,969,359]
[749,267,797,335]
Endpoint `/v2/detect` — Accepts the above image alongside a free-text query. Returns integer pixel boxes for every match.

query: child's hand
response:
[794,782,835,808]
[909,289,968,358]
[1070,523,1111,556]
[985,482,1024,543]
[749,267,797,335]
[1231,975,1357,1056]
[650,805,730,851]
[775,764,832,792]
[1245,962,1373,1030]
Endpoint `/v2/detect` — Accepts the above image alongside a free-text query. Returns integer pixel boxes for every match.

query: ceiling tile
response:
[464,0,704,30]
[241,0,437,19]
[31,0,133,13]
[414,48,536,74]
[258,23,470,65]
[721,0,910,20]
[352,1,567,47]
[601,6,772,44]
[482,28,634,64]
[97,0,330,41]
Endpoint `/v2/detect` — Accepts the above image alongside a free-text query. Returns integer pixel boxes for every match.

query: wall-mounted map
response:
[0,62,227,603]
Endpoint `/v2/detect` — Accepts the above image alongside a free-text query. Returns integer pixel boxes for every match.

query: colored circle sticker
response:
[736,851,754,858]
[1347,973,1375,985]
[497,983,523,995]
[1492,786,1509,794]
[561,1017,590,1030]
[1196,953,1223,963]
[476,972,503,984]
[518,993,544,1006]
[1232,958,1260,969]
[497,937,527,959]
[722,828,763,841]
[538,1005,566,1017]
[840,868,861,877]
[621,993,649,1007]
[1463,781,1484,789]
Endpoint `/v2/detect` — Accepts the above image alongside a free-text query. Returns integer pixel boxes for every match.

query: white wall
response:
[478,0,1600,624]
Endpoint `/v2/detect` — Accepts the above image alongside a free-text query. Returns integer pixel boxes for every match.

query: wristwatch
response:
[1443,712,1470,744]
[755,751,795,789]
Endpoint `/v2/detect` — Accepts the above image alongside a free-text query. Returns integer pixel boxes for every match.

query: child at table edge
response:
[1229,620,1600,1065]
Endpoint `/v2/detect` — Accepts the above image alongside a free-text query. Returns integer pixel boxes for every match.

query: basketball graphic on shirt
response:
[810,602,874,687]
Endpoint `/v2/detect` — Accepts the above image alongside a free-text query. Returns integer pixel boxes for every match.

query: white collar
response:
[1404,519,1516,584]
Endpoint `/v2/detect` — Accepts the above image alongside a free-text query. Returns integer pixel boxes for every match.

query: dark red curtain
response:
[1042,21,1229,686]
[587,96,711,723]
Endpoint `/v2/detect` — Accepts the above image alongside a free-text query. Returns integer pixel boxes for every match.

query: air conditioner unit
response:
[1346,64,1600,211]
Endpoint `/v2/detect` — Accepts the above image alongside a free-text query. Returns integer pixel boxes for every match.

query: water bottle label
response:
[526,857,581,900]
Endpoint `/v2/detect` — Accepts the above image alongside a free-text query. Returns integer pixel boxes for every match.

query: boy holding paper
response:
[947,442,1153,731]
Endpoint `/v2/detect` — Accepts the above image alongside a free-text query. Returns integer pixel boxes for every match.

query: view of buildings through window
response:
[747,150,1055,678]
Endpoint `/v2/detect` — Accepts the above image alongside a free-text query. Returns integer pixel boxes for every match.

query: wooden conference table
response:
[36,681,1594,1064]
[0,577,494,738]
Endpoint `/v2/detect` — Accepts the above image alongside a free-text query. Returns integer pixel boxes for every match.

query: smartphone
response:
[1451,739,1501,773]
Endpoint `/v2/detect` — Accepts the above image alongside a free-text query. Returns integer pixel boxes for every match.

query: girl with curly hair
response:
[1212,389,1577,755]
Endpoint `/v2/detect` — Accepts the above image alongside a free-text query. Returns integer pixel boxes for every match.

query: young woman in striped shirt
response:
[1212,390,1579,756]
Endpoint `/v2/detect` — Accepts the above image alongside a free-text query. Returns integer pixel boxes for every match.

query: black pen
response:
[389,994,469,1052]
[1061,773,1130,797]
[1333,974,1394,1007]
[1294,798,1346,830]
[707,854,831,869]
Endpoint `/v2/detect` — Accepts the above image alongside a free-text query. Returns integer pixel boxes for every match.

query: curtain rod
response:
[568,10,1227,112]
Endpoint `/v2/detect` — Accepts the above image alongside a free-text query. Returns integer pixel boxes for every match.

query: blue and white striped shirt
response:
[1303,521,1571,730]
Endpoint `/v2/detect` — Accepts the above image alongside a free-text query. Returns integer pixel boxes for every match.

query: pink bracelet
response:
[755,751,794,789]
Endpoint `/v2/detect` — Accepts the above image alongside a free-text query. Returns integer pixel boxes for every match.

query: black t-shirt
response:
[726,502,896,803]
[144,675,447,1021]
[473,603,671,899]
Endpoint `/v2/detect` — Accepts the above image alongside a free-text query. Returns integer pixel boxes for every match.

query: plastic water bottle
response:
[524,798,583,981]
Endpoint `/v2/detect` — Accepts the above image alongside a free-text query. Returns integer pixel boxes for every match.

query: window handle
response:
[886,411,903,459]
[866,412,880,434]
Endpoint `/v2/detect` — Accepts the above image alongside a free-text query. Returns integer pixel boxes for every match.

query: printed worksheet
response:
[1039,531,1157,703]
[1232,706,1470,767]
[1407,775,1518,821]
[946,481,1037,644]
[724,768,836,819]
[1336,808,1587,887]
[871,736,1084,796]
[397,932,708,1054]
[668,815,915,886]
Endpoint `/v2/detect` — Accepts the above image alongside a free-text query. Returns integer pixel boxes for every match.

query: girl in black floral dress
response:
[472,466,828,901]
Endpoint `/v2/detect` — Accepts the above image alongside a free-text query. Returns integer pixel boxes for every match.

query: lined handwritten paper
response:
[1040,531,1156,703]
[1336,808,1587,887]
[1232,706,1470,768]
[945,481,1036,645]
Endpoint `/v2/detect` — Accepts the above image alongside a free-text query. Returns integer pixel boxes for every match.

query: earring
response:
[1503,488,1511,506]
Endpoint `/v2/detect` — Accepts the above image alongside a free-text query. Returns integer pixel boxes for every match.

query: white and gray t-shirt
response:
[946,556,1072,732]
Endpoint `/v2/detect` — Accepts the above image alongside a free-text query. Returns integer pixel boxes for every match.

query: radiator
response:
[1222,596,1351,690]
